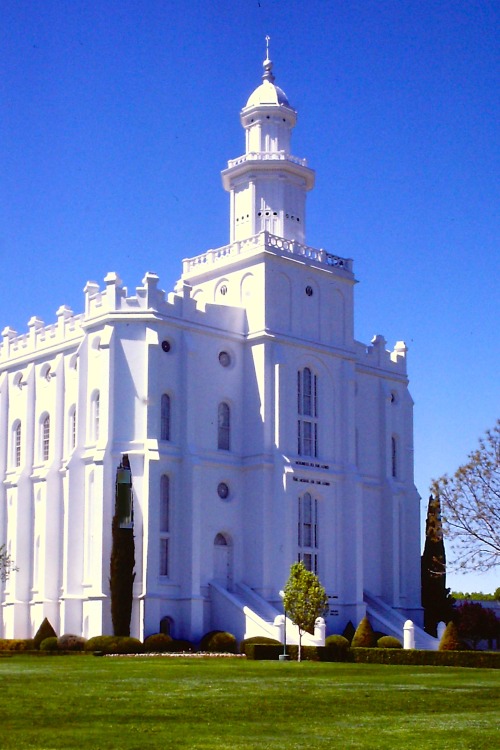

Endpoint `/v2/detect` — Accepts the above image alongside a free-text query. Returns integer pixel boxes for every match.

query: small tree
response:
[351,616,377,648]
[438,621,462,651]
[0,544,18,583]
[431,420,500,572]
[455,601,499,650]
[283,561,328,661]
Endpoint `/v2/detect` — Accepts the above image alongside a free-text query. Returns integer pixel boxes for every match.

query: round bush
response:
[240,636,282,653]
[143,633,173,652]
[57,633,86,651]
[84,635,143,654]
[325,635,350,650]
[199,630,237,653]
[377,636,403,649]
[40,637,58,651]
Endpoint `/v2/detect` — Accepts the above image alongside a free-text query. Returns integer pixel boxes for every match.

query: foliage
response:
[421,494,456,636]
[377,636,403,649]
[438,621,463,651]
[431,420,500,572]
[452,589,500,601]
[199,630,237,653]
[143,633,174,652]
[240,636,282,654]
[351,616,377,648]
[283,561,329,661]
[84,635,143,654]
[455,601,499,649]
[0,544,18,583]
[40,637,58,651]
[0,638,35,651]
[324,634,350,660]
[57,634,86,651]
[109,455,136,637]
[33,618,57,649]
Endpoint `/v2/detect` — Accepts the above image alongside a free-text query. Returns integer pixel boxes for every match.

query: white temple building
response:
[0,48,430,646]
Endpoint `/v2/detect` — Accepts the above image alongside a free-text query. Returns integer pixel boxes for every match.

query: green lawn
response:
[1,656,499,749]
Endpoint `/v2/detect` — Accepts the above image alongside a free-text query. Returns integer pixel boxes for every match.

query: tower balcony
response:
[227,151,308,168]
[181,231,354,279]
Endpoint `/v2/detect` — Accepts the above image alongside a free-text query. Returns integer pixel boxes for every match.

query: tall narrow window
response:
[391,436,398,478]
[42,415,50,462]
[90,392,100,441]
[218,402,230,451]
[298,492,318,574]
[297,368,318,457]
[13,422,21,467]
[160,394,171,441]
[69,407,77,451]
[159,475,170,576]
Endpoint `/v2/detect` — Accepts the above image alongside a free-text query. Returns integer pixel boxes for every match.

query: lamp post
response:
[279,589,289,661]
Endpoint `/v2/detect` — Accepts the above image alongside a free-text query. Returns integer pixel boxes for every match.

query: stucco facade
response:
[0,51,424,643]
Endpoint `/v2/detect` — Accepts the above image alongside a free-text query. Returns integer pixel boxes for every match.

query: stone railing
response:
[227,151,307,168]
[182,232,353,275]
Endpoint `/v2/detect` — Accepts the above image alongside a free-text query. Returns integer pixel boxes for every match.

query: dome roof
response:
[244,39,293,111]
[246,79,290,108]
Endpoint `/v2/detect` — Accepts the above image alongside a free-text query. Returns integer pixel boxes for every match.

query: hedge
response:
[244,644,500,668]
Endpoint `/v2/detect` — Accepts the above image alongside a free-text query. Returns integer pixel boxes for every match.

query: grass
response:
[0,656,499,749]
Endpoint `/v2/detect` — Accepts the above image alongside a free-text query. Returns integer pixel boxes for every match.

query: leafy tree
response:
[455,601,499,650]
[421,494,455,636]
[283,561,328,661]
[0,544,18,582]
[431,420,500,572]
[110,455,135,636]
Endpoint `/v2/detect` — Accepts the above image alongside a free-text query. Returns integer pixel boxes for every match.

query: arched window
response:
[297,368,318,457]
[41,415,50,462]
[160,615,174,637]
[391,436,398,478]
[159,475,170,576]
[298,492,319,574]
[218,402,230,451]
[13,422,21,467]
[160,394,171,441]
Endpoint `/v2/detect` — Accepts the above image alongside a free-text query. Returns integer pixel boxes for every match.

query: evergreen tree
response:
[438,621,462,651]
[421,494,455,636]
[110,455,135,636]
[283,561,328,661]
[351,616,377,648]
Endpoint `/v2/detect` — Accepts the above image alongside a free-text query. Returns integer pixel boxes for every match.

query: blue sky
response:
[2,1,499,594]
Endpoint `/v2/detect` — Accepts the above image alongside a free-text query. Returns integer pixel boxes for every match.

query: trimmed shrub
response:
[0,638,36,651]
[439,621,463,651]
[240,636,282,654]
[351,616,377,648]
[171,639,195,652]
[377,636,402,649]
[199,630,237,653]
[84,635,143,654]
[143,633,173,653]
[40,637,58,651]
[57,634,86,651]
[33,618,57,649]
[325,634,351,660]
[342,620,356,644]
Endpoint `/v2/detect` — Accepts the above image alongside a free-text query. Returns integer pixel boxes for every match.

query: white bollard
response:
[314,617,326,646]
[403,619,415,649]
[274,614,285,644]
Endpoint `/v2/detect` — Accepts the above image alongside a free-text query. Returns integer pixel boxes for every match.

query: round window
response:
[161,340,171,353]
[217,482,229,500]
[219,351,231,367]
[305,286,313,297]
[220,285,228,296]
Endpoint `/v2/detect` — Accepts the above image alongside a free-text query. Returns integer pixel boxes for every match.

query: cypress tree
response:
[110,454,135,636]
[421,494,455,636]
[351,616,376,648]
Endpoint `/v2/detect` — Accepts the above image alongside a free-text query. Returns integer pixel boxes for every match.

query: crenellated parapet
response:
[355,334,408,375]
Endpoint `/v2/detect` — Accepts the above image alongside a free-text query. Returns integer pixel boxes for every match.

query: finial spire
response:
[262,34,275,83]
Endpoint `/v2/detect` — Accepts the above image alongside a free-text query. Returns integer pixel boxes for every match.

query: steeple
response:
[221,39,315,244]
